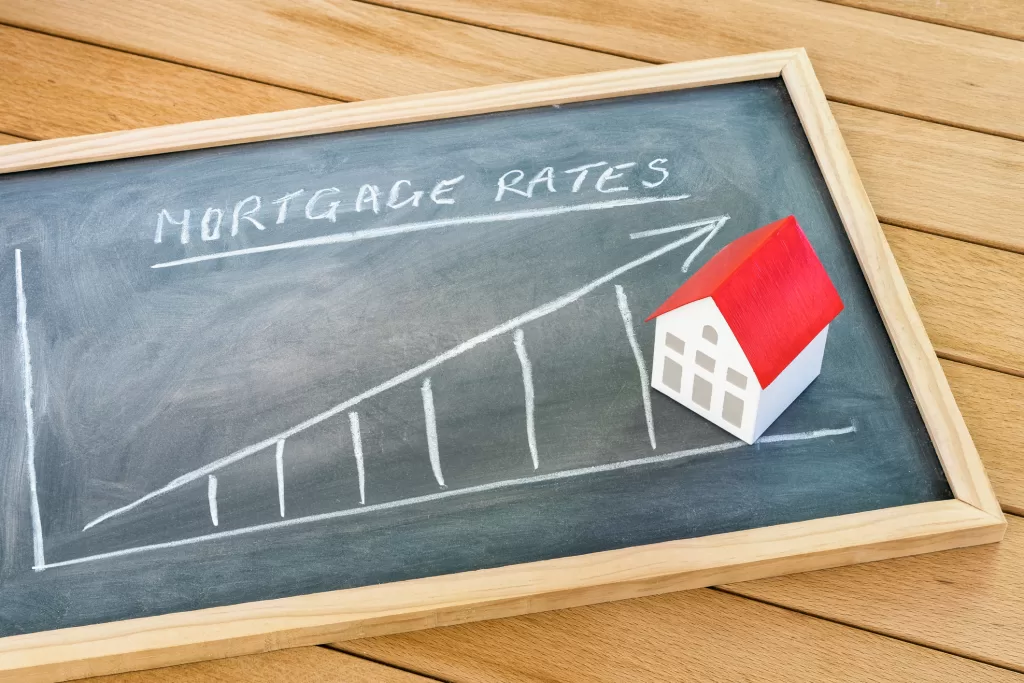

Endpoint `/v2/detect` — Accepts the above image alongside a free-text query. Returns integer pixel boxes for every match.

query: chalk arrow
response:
[629,215,730,272]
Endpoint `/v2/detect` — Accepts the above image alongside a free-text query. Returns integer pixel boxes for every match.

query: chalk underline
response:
[43,424,856,570]
[150,194,691,269]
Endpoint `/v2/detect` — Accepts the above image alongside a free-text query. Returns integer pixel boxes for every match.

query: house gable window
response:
[723,392,744,427]
[662,357,683,392]
[702,325,718,344]
[692,375,713,410]
[665,332,686,356]
[726,368,748,390]
[695,350,716,373]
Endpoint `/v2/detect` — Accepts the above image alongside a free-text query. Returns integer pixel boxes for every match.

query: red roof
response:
[646,215,843,388]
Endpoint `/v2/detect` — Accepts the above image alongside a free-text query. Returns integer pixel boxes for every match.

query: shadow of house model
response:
[646,215,844,444]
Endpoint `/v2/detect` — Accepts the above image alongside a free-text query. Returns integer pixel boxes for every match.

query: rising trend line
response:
[55,424,856,569]
[85,220,721,532]
[151,194,692,269]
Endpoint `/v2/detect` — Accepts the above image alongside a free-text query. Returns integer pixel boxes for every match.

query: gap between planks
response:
[2,4,1021,260]
[0,20,349,105]
[350,0,1024,142]
[319,645,449,682]
[708,582,1024,677]
[715,512,1024,673]
[2,1,1021,145]
[817,0,1024,43]
[940,350,1024,382]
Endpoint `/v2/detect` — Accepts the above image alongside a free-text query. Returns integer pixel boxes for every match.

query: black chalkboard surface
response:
[0,56,998,678]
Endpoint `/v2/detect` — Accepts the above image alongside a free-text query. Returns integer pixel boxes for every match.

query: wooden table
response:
[2,1,1021,680]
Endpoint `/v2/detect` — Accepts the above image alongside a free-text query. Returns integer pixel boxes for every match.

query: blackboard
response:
[0,52,1001,681]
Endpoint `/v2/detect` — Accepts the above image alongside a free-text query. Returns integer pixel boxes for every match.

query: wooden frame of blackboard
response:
[0,49,1004,683]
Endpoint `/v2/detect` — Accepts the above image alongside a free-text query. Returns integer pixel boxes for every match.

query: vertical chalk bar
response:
[421,378,445,487]
[615,285,657,450]
[16,250,45,571]
[207,475,219,527]
[513,328,539,469]
[275,439,286,518]
[349,412,366,505]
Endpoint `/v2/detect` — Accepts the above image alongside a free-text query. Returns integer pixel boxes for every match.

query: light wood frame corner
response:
[0,49,1005,683]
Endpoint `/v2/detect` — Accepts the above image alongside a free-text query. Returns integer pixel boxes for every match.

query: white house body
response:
[650,298,829,445]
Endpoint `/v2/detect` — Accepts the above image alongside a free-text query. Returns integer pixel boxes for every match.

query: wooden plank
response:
[0,133,27,145]
[3,7,1022,259]
[90,368,1021,683]
[0,0,634,102]
[942,360,1024,516]
[340,359,1024,678]
[87,646,432,682]
[0,52,793,173]
[0,25,328,140]
[836,104,1024,254]
[823,0,1024,41]
[723,513,1024,672]
[337,584,1023,682]
[1,41,1021,380]
[360,0,1024,139]
[885,226,1024,378]
[780,48,1000,517]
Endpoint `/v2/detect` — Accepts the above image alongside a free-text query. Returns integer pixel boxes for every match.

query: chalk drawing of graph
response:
[15,211,855,571]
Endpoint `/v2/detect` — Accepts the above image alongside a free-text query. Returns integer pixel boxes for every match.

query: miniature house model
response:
[647,216,844,444]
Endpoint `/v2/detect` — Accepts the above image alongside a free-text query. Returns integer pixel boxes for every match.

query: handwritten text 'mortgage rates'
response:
[153,158,672,245]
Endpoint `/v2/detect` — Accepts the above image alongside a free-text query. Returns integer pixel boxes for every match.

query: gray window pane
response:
[692,374,713,410]
[726,368,748,390]
[702,325,718,344]
[723,392,744,427]
[665,332,686,356]
[695,350,716,373]
[662,357,683,392]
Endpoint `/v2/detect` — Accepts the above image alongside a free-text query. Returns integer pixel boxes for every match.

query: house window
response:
[702,325,718,344]
[726,368,748,390]
[695,350,716,373]
[662,357,683,392]
[665,332,686,356]
[692,375,713,410]
[723,392,744,427]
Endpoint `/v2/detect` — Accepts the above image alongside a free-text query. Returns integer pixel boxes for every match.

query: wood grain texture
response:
[0,25,327,140]
[363,0,1024,139]
[886,226,1024,378]
[836,104,1024,254]
[0,10,1011,679]
[4,0,1024,138]
[781,49,998,517]
[2,499,1001,682]
[0,52,794,173]
[337,360,1024,682]
[724,513,1024,672]
[943,360,1024,517]
[0,133,27,145]
[85,647,431,682]
[337,585,1023,682]
[823,0,1024,41]
[0,0,634,102]
[3,2,1021,259]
